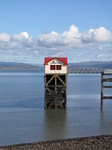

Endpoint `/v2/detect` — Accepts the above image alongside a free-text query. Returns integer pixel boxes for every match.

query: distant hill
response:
[0,61,112,70]
[0,62,43,70]
[68,61,112,69]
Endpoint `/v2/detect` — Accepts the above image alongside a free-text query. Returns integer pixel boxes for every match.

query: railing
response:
[68,68,104,74]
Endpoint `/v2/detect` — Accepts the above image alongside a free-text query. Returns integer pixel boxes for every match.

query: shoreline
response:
[0,135,112,150]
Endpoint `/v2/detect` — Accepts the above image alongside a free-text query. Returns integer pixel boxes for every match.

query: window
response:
[50,65,55,70]
[56,65,61,70]
[50,65,61,70]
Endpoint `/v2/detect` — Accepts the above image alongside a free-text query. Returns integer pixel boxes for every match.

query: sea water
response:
[0,70,112,146]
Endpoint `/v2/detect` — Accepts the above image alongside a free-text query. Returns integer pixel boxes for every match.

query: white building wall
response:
[45,59,67,74]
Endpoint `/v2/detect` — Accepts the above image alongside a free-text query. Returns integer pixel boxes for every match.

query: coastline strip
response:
[0,135,112,150]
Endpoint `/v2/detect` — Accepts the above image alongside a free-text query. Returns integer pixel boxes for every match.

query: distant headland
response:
[0,61,112,70]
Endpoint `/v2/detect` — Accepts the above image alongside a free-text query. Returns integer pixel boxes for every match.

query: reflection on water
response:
[44,109,67,140]
[100,110,112,135]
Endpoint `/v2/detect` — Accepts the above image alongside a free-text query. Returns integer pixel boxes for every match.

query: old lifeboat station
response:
[44,57,68,109]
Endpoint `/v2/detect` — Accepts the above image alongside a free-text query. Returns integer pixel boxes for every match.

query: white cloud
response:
[0,33,10,42]
[93,27,112,43]
[13,32,30,40]
[63,25,80,38]
[37,25,81,49]
[81,27,112,43]
[0,25,112,63]
[97,54,103,58]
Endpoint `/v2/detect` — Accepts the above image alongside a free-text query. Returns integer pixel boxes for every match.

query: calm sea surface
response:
[0,70,112,146]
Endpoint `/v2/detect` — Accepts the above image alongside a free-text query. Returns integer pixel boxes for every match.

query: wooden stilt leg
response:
[101,73,103,110]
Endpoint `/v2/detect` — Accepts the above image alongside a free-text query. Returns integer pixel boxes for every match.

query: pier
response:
[44,57,67,109]
[101,69,112,110]
[68,68,104,74]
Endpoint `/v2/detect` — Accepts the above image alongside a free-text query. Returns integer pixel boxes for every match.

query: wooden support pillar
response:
[100,70,112,110]
[55,74,57,109]
[101,72,103,111]
[44,74,67,109]
[44,75,47,109]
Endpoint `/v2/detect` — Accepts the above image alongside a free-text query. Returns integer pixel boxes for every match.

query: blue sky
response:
[0,0,112,64]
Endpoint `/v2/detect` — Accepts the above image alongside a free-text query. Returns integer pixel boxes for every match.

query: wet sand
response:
[0,135,112,150]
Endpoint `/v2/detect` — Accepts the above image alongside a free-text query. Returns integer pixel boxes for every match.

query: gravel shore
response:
[0,135,112,150]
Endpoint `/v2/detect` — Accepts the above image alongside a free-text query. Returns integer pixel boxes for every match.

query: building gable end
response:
[44,57,67,65]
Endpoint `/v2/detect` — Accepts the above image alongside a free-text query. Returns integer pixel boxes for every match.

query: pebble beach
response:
[0,135,112,150]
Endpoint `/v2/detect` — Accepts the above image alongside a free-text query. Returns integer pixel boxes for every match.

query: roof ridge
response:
[44,57,68,65]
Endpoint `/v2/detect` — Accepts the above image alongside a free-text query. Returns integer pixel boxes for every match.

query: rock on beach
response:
[0,135,112,150]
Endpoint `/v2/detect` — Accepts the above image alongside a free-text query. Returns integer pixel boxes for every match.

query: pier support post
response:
[44,74,67,109]
[100,70,112,110]
[101,73,103,111]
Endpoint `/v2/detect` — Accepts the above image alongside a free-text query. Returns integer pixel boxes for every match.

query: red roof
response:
[44,57,68,65]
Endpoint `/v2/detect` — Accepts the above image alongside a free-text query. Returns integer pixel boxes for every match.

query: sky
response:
[0,0,112,64]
